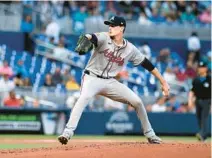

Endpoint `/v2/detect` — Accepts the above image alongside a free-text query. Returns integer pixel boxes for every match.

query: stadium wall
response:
[0,109,211,136]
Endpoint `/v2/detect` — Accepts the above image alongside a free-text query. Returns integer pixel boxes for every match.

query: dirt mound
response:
[0,141,210,158]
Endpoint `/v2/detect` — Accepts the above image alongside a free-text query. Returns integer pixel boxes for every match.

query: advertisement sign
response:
[105,111,134,134]
[0,112,42,133]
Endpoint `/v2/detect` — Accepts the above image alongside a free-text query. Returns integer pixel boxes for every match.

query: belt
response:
[84,70,114,79]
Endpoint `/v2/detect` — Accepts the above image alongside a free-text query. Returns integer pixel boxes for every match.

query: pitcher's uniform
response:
[65,32,156,138]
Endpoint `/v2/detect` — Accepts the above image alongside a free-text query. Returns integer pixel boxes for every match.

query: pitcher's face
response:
[108,25,124,37]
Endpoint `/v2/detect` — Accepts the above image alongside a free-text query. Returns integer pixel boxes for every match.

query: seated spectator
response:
[138,12,152,26]
[166,94,181,112]
[52,67,63,86]
[23,78,32,87]
[161,1,177,20]
[157,48,170,62]
[44,74,54,87]
[174,66,187,82]
[53,40,70,60]
[3,91,22,107]
[14,73,24,87]
[187,32,201,66]
[198,6,211,23]
[45,19,60,44]
[146,97,168,113]
[0,73,15,105]
[163,67,176,83]
[62,68,71,85]
[0,60,13,77]
[20,15,34,33]
[138,42,151,59]
[66,76,80,91]
[149,8,166,23]
[176,102,190,113]
[14,60,28,79]
[73,6,88,33]
[180,6,196,24]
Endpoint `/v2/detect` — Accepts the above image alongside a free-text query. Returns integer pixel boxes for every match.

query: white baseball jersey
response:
[85,32,145,78]
[64,32,156,140]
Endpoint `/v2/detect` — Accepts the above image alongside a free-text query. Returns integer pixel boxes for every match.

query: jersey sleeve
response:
[129,45,145,66]
[94,32,107,47]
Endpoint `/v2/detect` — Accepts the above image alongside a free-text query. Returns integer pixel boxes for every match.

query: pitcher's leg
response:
[65,95,93,135]
[58,75,102,144]
[104,80,160,143]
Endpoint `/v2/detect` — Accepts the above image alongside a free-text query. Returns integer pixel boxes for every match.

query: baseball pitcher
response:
[58,16,170,145]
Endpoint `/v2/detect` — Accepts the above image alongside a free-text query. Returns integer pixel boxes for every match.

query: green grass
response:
[0,144,50,149]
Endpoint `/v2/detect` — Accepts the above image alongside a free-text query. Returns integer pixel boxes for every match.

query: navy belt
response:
[84,70,114,79]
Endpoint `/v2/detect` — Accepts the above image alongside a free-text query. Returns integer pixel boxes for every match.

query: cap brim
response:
[104,20,116,26]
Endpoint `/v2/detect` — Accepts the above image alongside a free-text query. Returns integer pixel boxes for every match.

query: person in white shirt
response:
[45,19,60,44]
[0,73,15,106]
[138,42,152,60]
[187,32,201,52]
[187,32,201,67]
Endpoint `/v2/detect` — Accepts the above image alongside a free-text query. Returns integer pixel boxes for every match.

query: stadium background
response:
[0,0,211,141]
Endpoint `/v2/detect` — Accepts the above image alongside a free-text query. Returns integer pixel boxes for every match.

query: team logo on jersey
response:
[100,49,124,66]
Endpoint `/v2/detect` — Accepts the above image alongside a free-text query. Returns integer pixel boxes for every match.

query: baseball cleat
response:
[58,135,68,145]
[58,128,73,145]
[196,133,205,142]
[147,135,162,144]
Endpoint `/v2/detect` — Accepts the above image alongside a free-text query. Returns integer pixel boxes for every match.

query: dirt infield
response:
[0,139,211,158]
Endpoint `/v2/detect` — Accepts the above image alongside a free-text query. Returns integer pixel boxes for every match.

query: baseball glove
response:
[75,35,93,55]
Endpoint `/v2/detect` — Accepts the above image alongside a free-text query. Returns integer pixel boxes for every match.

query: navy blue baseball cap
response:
[104,16,126,27]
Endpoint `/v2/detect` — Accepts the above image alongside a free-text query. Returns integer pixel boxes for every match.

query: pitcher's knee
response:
[131,99,142,108]
[79,95,93,102]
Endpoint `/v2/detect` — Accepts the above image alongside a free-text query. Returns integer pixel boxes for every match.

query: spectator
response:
[45,19,60,44]
[187,32,201,67]
[52,67,63,86]
[53,40,70,60]
[176,102,190,113]
[0,60,13,77]
[149,8,166,23]
[180,6,196,23]
[166,94,181,112]
[176,0,187,17]
[174,66,187,82]
[199,6,211,23]
[161,1,177,20]
[73,6,88,33]
[65,76,80,91]
[147,97,168,113]
[0,73,15,105]
[138,12,152,26]
[44,74,54,87]
[88,9,104,25]
[163,67,176,83]
[14,59,28,79]
[3,91,22,107]
[39,1,52,26]
[138,42,152,60]
[62,68,71,85]
[14,73,24,87]
[23,78,31,87]
[20,15,34,33]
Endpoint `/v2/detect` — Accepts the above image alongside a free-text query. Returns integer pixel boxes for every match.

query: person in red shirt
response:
[3,91,22,107]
